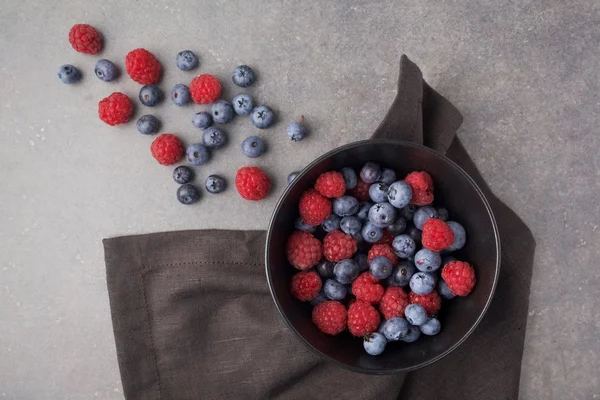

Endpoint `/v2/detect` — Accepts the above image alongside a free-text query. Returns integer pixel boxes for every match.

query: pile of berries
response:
[287,163,475,356]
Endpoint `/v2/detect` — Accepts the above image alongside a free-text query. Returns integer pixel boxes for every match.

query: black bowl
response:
[265,139,500,374]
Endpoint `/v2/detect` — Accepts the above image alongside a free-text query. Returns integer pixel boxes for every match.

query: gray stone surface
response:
[1,0,599,398]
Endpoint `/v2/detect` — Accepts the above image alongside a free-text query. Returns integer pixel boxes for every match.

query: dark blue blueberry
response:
[387,260,416,287]
[186,143,210,165]
[387,217,407,236]
[407,225,422,244]
[176,50,198,71]
[171,84,191,106]
[205,174,226,194]
[321,214,341,232]
[139,85,162,107]
[232,94,253,115]
[360,162,382,183]
[333,259,359,284]
[369,256,393,280]
[94,59,118,82]
[57,64,81,84]
[420,318,441,336]
[323,279,347,300]
[295,218,316,232]
[354,253,369,272]
[286,122,308,141]
[404,304,428,326]
[241,136,266,158]
[413,206,438,229]
[402,325,421,343]
[202,127,227,149]
[414,248,442,272]
[399,204,418,220]
[192,112,212,129]
[437,279,456,300]
[368,202,396,228]
[442,255,457,266]
[340,167,357,189]
[356,201,373,220]
[332,196,359,217]
[316,260,334,278]
[363,332,387,355]
[361,222,383,243]
[136,115,159,135]
[176,184,200,205]
[381,317,409,341]
[368,183,389,203]
[340,216,362,236]
[309,290,328,306]
[446,221,467,251]
[380,168,397,185]
[392,234,416,258]
[211,100,234,124]
[251,105,274,129]
[387,181,412,208]
[173,166,193,184]
[287,171,300,184]
[436,207,449,221]
[409,272,436,295]
[232,65,256,87]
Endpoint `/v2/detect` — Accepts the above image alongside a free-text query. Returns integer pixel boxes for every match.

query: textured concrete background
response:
[1,0,599,399]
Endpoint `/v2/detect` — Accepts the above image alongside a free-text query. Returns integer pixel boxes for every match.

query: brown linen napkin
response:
[104,55,535,400]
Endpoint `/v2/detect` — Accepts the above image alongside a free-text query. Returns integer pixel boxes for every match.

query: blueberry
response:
[340,167,357,189]
[286,122,308,141]
[369,256,393,280]
[368,202,396,228]
[202,127,227,150]
[380,168,397,185]
[369,183,389,203]
[176,184,200,205]
[186,143,210,165]
[309,290,328,306]
[288,171,300,184]
[232,94,253,115]
[94,59,118,82]
[321,214,341,232]
[407,225,422,243]
[333,259,359,284]
[414,248,442,272]
[437,279,456,300]
[171,84,191,106]
[387,181,412,209]
[399,204,418,220]
[363,332,387,356]
[360,162,382,184]
[356,202,373,220]
[391,234,416,258]
[387,217,407,236]
[241,136,266,158]
[354,253,369,271]
[436,207,449,221]
[361,222,383,243]
[332,196,359,216]
[387,260,416,287]
[173,166,193,184]
[205,174,226,194]
[192,112,212,129]
[402,325,421,343]
[136,115,159,135]
[139,85,162,107]
[316,260,334,278]
[251,105,274,129]
[211,100,234,124]
[340,216,362,236]
[381,317,409,341]
[57,64,81,84]
[232,65,256,87]
[413,206,438,230]
[323,279,347,300]
[405,304,428,326]
[409,272,436,295]
[295,218,316,232]
[176,50,199,71]
[446,221,467,251]
[420,318,441,336]
[442,255,457,266]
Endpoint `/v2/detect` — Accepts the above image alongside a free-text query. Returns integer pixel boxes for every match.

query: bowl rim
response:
[264,138,501,374]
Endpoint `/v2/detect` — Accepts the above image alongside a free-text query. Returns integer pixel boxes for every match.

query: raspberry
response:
[405,171,434,206]
[441,261,476,296]
[299,189,332,226]
[422,218,455,252]
[235,167,271,201]
[290,270,322,301]
[190,74,222,104]
[379,286,409,319]
[409,291,441,316]
[286,230,322,270]
[367,244,398,265]
[347,300,380,336]
[348,179,370,202]
[352,272,384,304]
[323,230,357,262]
[125,48,162,85]
[374,229,394,246]
[314,171,346,198]
[98,93,133,126]
[68,24,102,55]
[150,134,184,166]
[312,301,347,335]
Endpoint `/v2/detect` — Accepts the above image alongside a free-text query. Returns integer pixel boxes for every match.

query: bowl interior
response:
[266,139,500,374]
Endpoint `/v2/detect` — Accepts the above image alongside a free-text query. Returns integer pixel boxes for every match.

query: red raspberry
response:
[422,218,455,252]
[125,48,162,85]
[374,229,394,246]
[352,272,384,304]
[441,261,476,296]
[190,74,222,104]
[348,179,370,202]
[98,93,133,126]
[379,286,409,319]
[405,171,434,206]
[323,230,357,262]
[299,189,331,226]
[68,24,102,55]
[409,291,441,316]
[290,270,322,302]
[347,300,380,336]
[312,301,347,335]
[150,134,184,166]
[314,171,346,198]
[235,167,271,201]
[367,244,398,265]
[286,231,322,270]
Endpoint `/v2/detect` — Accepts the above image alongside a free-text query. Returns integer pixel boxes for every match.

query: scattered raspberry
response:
[405,171,434,206]
[98,93,133,126]
[150,134,184,166]
[323,230,357,262]
[286,230,322,270]
[379,286,409,319]
[367,244,398,265]
[314,171,346,198]
[421,218,455,252]
[374,229,394,246]
[68,24,102,55]
[441,261,476,296]
[411,190,434,206]
[409,291,441,316]
[348,179,370,202]
[347,300,380,336]
[235,167,271,201]
[299,189,332,226]
[125,48,162,85]
[290,270,322,302]
[190,74,222,104]
[312,301,347,335]
[352,272,384,304]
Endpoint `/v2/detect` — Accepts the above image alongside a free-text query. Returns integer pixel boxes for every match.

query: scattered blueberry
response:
[407,225,422,244]
[251,105,275,129]
[321,214,341,232]
[361,221,383,243]
[360,162,382,183]
[340,167,357,189]
[354,253,369,272]
[205,174,226,194]
[139,85,162,107]
[309,290,328,306]
[232,65,256,87]
[356,202,373,220]
[381,317,409,341]
[57,64,81,84]
[171,84,191,106]
[387,260,416,287]
[369,183,389,203]
[380,168,397,185]
[420,318,441,336]
[414,248,442,272]
[295,217,316,232]
[288,171,300,184]
[186,143,210,165]
[136,115,159,135]
[232,94,253,115]
[387,181,412,209]
[286,121,308,141]
[333,259,359,284]
[332,196,359,217]
[436,207,449,221]
[437,279,456,300]
[211,100,234,124]
[446,221,467,251]
[392,234,416,258]
[316,260,334,279]
[323,279,347,300]
[363,332,387,356]
[405,304,428,326]
[241,136,266,158]
[176,184,200,205]
[369,256,393,280]
[402,325,421,343]
[413,206,438,230]
[202,127,227,149]
[399,204,418,220]
[94,59,118,82]
[409,272,436,295]
[387,217,407,236]
[173,166,193,184]
[340,216,362,236]
[192,112,212,129]
[368,202,396,228]
[176,50,199,71]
